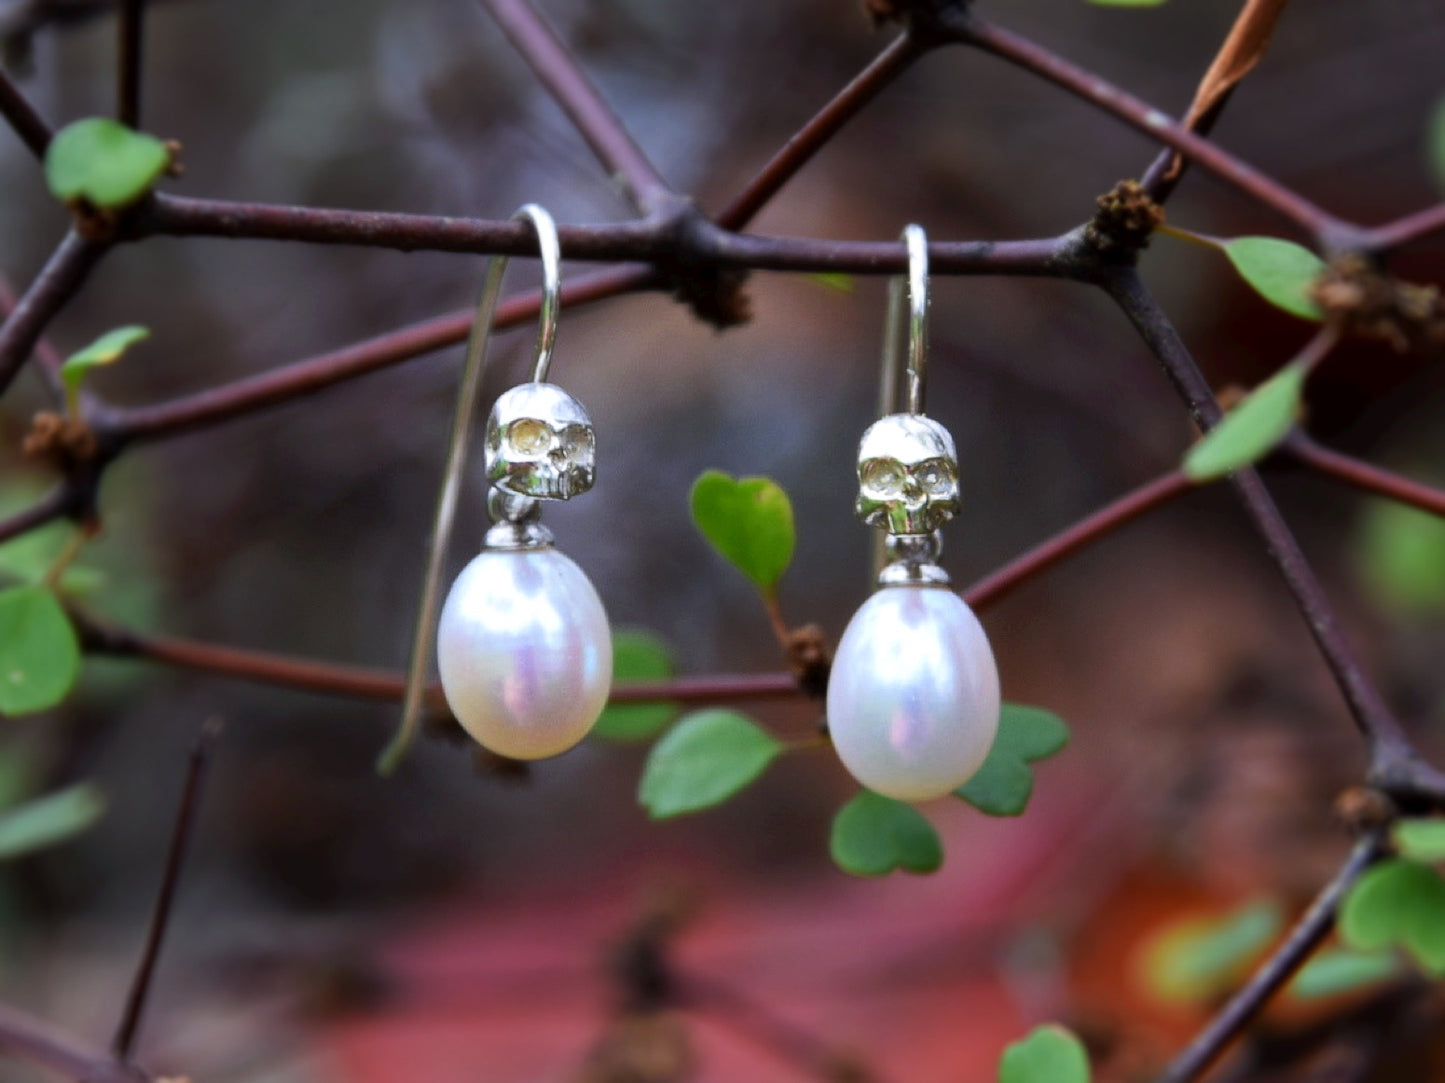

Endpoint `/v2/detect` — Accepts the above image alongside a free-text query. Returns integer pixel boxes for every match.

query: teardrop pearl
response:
[826,586,1000,801]
[437,547,612,760]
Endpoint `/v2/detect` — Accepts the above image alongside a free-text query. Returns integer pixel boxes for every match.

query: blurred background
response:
[1,0,1444,1079]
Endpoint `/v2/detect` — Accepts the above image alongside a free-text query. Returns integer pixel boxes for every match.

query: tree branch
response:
[1104,268,1416,774]
[0,485,74,545]
[1287,434,1445,518]
[0,1002,147,1083]
[1364,202,1445,253]
[111,720,218,1061]
[947,13,1350,245]
[0,63,52,158]
[0,232,108,396]
[1160,831,1386,1083]
[475,0,674,212]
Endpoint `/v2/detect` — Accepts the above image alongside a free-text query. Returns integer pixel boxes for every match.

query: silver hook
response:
[878,223,930,418]
[378,204,562,775]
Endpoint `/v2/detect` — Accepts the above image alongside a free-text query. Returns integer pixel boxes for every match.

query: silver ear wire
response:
[378,204,562,775]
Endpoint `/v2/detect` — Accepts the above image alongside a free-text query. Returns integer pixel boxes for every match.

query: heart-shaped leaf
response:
[0,782,105,860]
[1394,818,1445,864]
[830,790,943,877]
[1223,236,1325,321]
[61,326,149,412]
[1141,900,1283,1003]
[998,1024,1091,1083]
[0,586,81,715]
[954,703,1069,817]
[689,471,794,597]
[638,709,782,819]
[1183,362,1305,482]
[1288,947,1402,1001]
[45,117,170,210]
[594,629,679,742]
[1339,858,1445,976]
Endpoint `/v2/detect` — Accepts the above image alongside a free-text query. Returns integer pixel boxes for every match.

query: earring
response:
[826,225,1000,801]
[381,204,611,772]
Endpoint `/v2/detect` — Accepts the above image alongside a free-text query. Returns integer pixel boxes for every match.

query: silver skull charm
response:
[855,413,960,535]
[485,382,597,501]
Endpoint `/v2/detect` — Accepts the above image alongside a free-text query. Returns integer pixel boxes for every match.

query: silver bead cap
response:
[485,382,597,502]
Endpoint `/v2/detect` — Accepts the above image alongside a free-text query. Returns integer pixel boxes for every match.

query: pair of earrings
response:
[389,210,999,806]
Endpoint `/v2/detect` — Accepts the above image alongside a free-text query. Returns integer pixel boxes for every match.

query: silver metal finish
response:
[877,531,951,587]
[485,382,596,502]
[856,413,960,536]
[379,204,566,775]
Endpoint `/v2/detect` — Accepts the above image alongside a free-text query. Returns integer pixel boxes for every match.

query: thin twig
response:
[476,0,674,212]
[0,232,108,396]
[1159,831,1386,1083]
[0,485,72,545]
[0,1002,146,1083]
[948,13,1349,244]
[1287,434,1445,518]
[111,720,221,1061]
[1364,202,1445,253]
[1104,268,1415,772]
[963,471,1193,609]
[716,32,925,231]
[104,264,655,444]
[0,64,52,158]
[117,0,144,128]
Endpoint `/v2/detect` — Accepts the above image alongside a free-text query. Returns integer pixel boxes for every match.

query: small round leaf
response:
[638,709,782,819]
[689,471,795,596]
[1183,363,1305,482]
[0,585,81,715]
[830,790,943,877]
[45,117,170,210]
[1222,236,1326,321]
[1339,858,1445,977]
[594,629,678,742]
[0,782,105,860]
[955,703,1070,817]
[1288,948,1402,1001]
[998,1024,1091,1083]
[1394,818,1445,864]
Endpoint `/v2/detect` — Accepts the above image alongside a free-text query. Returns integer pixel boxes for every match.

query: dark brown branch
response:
[963,471,1192,609]
[716,32,925,231]
[117,0,144,128]
[0,63,52,158]
[0,1002,147,1083]
[1364,202,1445,253]
[1160,831,1386,1083]
[1104,268,1416,775]
[0,485,73,545]
[948,14,1352,245]
[74,610,798,707]
[476,0,674,212]
[111,720,218,1061]
[0,232,108,396]
[103,264,656,444]
[1287,434,1445,518]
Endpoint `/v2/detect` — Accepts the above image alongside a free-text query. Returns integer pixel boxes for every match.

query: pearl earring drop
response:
[826,225,1000,802]
[380,205,610,774]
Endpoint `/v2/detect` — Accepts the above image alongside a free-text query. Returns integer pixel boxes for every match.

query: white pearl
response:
[827,586,1000,801]
[437,547,612,760]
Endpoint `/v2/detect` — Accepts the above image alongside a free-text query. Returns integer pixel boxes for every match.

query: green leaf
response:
[1428,95,1445,195]
[594,629,678,742]
[1288,948,1403,1001]
[806,272,855,293]
[830,790,943,877]
[689,471,795,596]
[1394,818,1445,864]
[1339,859,1445,976]
[0,782,104,860]
[638,709,782,819]
[44,117,170,209]
[1183,362,1305,482]
[998,1024,1091,1083]
[0,586,81,715]
[955,703,1070,817]
[1222,236,1325,321]
[1141,900,1284,1003]
[61,326,149,407]
[1356,498,1445,614]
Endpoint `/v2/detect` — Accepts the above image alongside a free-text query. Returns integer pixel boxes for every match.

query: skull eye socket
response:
[860,459,905,496]
[915,458,957,496]
[507,418,552,455]
[560,424,595,460]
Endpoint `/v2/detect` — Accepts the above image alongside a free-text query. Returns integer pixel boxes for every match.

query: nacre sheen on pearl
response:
[827,585,1000,801]
[437,547,612,760]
